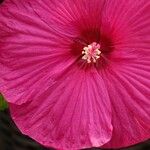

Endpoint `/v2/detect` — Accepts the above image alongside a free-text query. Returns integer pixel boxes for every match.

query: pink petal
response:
[0,0,150,149]
[101,64,150,148]
[100,0,150,148]
[9,66,112,149]
[30,0,105,29]
[0,0,78,104]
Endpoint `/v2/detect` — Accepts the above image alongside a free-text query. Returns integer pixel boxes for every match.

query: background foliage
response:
[0,95,8,111]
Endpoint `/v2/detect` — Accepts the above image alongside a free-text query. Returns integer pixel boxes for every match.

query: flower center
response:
[82,42,101,63]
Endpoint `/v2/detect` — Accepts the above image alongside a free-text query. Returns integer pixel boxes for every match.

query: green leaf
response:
[0,95,8,111]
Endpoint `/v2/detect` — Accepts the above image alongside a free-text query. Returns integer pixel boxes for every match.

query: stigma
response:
[82,42,101,63]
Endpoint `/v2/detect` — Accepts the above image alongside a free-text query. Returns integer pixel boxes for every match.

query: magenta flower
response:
[0,0,150,149]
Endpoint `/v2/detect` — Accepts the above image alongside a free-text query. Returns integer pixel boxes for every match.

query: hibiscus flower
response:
[0,0,150,149]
